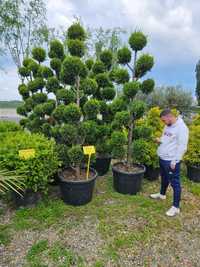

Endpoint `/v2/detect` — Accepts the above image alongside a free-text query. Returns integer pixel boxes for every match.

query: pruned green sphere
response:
[42,66,54,79]
[33,103,46,117]
[123,81,141,98]
[100,50,113,70]
[61,56,88,85]
[114,68,130,84]
[128,31,147,51]
[17,104,28,116]
[46,76,60,93]
[23,58,34,67]
[32,93,48,104]
[67,39,85,57]
[81,78,98,95]
[50,58,62,73]
[85,58,94,70]
[117,47,132,64]
[67,23,86,41]
[101,87,116,101]
[32,47,46,63]
[113,111,130,129]
[27,78,45,93]
[141,79,155,94]
[43,99,56,115]
[63,103,82,124]
[18,84,29,99]
[60,124,78,145]
[52,104,65,122]
[130,100,146,119]
[92,61,106,75]
[48,39,64,59]
[135,54,154,78]
[28,61,39,74]
[68,145,84,165]
[83,99,100,120]
[18,67,30,77]
[95,73,110,88]
[110,97,127,114]
[56,89,75,104]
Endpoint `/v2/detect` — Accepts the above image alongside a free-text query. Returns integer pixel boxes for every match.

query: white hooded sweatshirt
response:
[157,116,189,162]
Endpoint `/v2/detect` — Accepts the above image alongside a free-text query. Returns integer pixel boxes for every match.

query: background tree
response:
[139,85,193,114]
[0,0,47,72]
[195,60,200,105]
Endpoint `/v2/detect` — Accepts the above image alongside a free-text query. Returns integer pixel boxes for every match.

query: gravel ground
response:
[1,178,200,267]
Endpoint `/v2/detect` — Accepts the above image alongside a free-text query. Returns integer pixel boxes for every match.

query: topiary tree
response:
[17,22,116,178]
[110,31,155,167]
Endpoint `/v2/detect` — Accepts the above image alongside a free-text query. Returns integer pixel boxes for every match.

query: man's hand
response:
[170,161,176,170]
[155,137,161,144]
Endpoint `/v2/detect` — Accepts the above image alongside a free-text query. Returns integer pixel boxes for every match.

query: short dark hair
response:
[160,108,172,117]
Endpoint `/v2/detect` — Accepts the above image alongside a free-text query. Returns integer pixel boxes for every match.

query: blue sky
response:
[0,0,199,100]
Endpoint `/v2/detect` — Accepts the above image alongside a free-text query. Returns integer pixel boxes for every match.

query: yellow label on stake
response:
[83,146,96,180]
[83,146,95,155]
[19,149,36,160]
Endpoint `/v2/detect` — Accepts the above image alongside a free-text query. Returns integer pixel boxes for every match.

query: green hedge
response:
[0,120,22,132]
[0,132,60,193]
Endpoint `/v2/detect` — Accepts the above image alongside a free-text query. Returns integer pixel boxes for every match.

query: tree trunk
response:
[127,118,134,165]
[76,76,80,107]
[133,51,137,80]
[75,165,81,179]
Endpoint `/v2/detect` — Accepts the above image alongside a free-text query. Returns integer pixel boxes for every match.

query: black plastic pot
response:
[58,168,98,206]
[112,163,146,195]
[93,156,111,176]
[187,165,200,183]
[144,165,160,181]
[11,189,41,208]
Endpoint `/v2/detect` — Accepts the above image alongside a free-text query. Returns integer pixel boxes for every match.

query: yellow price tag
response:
[83,146,96,180]
[19,149,36,160]
[83,146,95,155]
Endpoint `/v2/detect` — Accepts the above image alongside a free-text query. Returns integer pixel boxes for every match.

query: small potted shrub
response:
[0,131,60,207]
[184,122,200,182]
[110,31,155,194]
[132,107,164,180]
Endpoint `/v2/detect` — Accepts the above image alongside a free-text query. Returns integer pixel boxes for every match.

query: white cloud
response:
[1,0,199,100]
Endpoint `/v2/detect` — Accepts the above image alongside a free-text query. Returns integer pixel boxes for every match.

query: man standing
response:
[150,109,189,217]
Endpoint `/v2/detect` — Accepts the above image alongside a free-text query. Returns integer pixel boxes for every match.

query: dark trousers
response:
[159,158,181,208]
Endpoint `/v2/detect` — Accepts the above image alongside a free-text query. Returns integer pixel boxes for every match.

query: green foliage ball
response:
[32,47,46,63]
[117,47,132,64]
[128,31,147,51]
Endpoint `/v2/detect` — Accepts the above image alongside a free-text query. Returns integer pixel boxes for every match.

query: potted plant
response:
[110,31,155,194]
[132,107,164,180]
[16,22,117,204]
[0,131,60,207]
[184,121,200,182]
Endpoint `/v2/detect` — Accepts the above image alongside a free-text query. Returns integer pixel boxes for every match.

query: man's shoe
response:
[150,193,166,200]
[166,206,180,217]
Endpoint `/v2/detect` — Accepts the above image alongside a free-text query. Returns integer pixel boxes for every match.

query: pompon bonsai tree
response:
[110,31,155,194]
[17,22,116,205]
[184,114,200,182]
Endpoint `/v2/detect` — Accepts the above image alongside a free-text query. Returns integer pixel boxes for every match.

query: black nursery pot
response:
[93,156,111,176]
[112,163,146,195]
[11,189,41,208]
[144,165,160,181]
[187,165,200,183]
[58,168,98,206]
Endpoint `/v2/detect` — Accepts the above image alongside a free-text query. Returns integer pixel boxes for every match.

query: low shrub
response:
[0,132,60,193]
